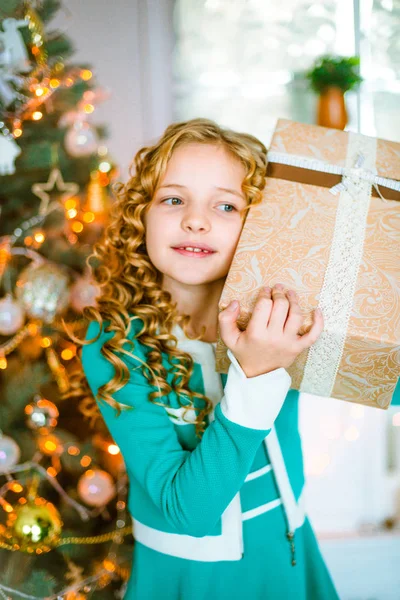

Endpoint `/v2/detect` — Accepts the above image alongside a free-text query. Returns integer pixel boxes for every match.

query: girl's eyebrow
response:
[158,183,245,199]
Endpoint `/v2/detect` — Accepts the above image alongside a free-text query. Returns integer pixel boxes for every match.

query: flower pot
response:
[317,86,347,130]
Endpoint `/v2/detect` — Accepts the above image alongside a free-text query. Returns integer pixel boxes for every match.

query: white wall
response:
[53,0,174,179]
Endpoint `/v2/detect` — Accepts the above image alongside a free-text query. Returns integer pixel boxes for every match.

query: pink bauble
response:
[70,277,100,313]
[77,469,115,507]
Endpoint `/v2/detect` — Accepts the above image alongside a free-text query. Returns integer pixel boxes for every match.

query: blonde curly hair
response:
[66,118,267,438]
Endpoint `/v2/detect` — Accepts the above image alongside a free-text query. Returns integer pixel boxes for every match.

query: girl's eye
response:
[163,197,183,205]
[218,204,236,213]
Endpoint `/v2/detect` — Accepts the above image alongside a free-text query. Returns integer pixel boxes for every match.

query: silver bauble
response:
[16,262,70,323]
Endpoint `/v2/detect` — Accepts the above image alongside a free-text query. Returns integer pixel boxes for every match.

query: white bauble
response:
[77,469,115,507]
[0,294,25,335]
[0,434,21,473]
[64,121,98,157]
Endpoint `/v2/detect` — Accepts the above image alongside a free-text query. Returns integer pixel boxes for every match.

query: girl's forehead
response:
[164,143,245,179]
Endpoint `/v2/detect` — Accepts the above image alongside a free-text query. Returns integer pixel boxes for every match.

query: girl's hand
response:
[218,284,324,378]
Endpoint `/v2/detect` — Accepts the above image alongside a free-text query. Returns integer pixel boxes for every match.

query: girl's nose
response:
[181,211,210,233]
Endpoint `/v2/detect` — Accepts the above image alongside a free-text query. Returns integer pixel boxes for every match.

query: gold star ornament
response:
[32,168,79,216]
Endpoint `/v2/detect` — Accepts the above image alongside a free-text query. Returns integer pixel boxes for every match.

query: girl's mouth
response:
[172,247,215,258]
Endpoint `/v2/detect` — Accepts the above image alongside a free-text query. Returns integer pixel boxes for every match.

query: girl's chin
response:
[165,270,227,286]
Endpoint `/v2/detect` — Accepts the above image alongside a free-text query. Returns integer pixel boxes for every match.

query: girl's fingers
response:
[284,290,305,336]
[218,300,241,349]
[297,308,324,351]
[267,285,290,334]
[246,287,273,336]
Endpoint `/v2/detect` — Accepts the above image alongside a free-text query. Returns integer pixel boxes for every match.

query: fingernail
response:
[275,283,284,290]
[264,286,271,293]
[228,300,239,311]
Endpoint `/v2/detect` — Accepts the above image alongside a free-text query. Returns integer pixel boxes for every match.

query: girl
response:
[77,118,340,599]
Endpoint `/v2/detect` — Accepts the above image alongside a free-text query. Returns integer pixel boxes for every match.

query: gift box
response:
[216,119,400,409]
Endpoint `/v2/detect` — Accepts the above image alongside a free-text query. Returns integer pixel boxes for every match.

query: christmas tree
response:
[0,1,132,597]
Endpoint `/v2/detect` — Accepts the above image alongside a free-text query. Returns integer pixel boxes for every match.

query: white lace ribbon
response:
[267,134,395,397]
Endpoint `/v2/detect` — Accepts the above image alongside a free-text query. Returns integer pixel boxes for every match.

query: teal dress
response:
[82,319,341,600]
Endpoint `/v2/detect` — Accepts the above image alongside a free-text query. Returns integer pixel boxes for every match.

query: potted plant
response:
[306,55,363,130]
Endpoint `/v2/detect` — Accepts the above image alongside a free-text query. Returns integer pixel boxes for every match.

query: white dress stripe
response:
[242,498,282,521]
[244,464,272,482]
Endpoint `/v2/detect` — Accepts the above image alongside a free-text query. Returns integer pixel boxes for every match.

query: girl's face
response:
[145,142,248,289]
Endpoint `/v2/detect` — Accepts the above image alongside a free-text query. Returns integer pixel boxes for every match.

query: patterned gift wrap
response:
[216,119,400,409]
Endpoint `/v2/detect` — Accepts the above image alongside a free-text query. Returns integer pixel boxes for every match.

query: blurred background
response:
[1,1,399,598]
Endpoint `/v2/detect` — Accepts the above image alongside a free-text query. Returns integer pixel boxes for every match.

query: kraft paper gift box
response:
[215,119,400,409]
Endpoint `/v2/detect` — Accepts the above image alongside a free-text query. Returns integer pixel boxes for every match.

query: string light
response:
[71,222,83,233]
[33,230,45,244]
[32,111,43,121]
[84,104,94,114]
[98,161,111,173]
[107,444,120,455]
[40,337,52,348]
[67,233,78,244]
[61,348,74,360]
[0,356,7,370]
[83,212,95,223]
[50,78,60,88]
[28,323,39,336]
[80,69,93,80]
[65,198,78,210]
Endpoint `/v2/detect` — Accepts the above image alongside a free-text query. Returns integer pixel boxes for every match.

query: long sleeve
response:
[81,323,291,538]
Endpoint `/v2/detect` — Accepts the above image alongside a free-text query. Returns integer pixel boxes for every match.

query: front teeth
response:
[182,247,210,253]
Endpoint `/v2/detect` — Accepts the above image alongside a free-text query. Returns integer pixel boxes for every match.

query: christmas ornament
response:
[25,395,59,434]
[77,469,116,507]
[70,274,100,312]
[0,71,19,107]
[0,18,31,73]
[5,498,63,553]
[32,168,79,216]
[16,261,70,323]
[0,433,20,473]
[85,171,108,215]
[64,120,98,157]
[0,130,21,175]
[0,294,25,335]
